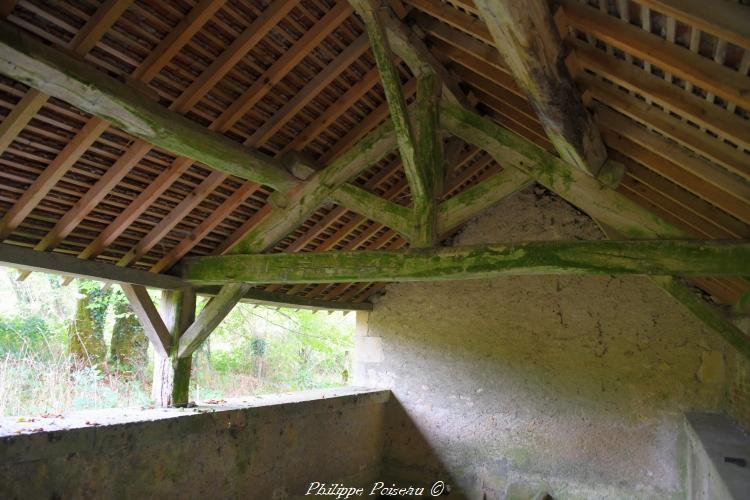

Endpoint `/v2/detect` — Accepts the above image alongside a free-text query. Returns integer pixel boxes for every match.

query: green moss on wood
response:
[183,240,750,286]
[0,21,298,191]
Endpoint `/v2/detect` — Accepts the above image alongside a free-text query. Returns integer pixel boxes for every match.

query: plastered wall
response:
[0,389,388,500]
[356,187,733,499]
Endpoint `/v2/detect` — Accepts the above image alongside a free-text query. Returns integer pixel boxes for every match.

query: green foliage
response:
[0,268,356,416]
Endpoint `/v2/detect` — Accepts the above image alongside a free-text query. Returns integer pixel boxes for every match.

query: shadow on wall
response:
[364,275,728,499]
[383,395,466,499]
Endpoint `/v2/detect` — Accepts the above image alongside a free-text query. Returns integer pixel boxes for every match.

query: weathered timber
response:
[438,169,533,234]
[0,88,46,155]
[331,184,413,239]
[183,240,750,285]
[561,0,750,111]
[0,21,299,191]
[473,0,607,176]
[439,102,685,239]
[0,243,184,289]
[120,284,171,358]
[351,0,442,246]
[653,276,750,360]
[411,71,443,246]
[228,119,397,254]
[378,6,468,106]
[350,1,420,190]
[195,286,373,311]
[178,283,250,358]
[154,288,195,407]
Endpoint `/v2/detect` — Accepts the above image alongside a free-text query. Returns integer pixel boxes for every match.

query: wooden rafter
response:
[579,74,750,182]
[77,157,193,260]
[0,21,299,191]
[560,0,750,111]
[115,171,227,268]
[33,140,152,252]
[0,117,110,239]
[473,0,607,177]
[212,2,354,132]
[130,0,226,83]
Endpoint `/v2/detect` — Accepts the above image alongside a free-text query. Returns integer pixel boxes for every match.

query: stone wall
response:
[356,187,732,499]
[0,388,388,500]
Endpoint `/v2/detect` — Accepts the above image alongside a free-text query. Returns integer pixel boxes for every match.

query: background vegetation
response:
[0,268,354,416]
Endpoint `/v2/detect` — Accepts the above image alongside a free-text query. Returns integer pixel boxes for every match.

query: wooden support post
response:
[153,287,196,407]
[473,0,608,176]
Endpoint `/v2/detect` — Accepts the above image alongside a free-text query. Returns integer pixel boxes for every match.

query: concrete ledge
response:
[685,412,750,499]
[0,387,390,463]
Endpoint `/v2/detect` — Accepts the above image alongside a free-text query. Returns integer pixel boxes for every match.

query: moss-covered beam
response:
[177,283,250,359]
[0,21,299,192]
[412,70,442,246]
[438,169,533,235]
[440,102,685,240]
[654,276,750,360]
[379,8,468,107]
[473,0,608,177]
[350,0,441,246]
[183,240,750,285]
[228,119,398,254]
[331,184,413,240]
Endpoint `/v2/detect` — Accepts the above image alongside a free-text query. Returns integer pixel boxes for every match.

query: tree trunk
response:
[68,284,107,367]
[110,299,148,376]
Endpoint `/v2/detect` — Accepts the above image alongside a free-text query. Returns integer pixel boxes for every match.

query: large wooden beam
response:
[472,0,607,176]
[0,21,299,192]
[0,242,184,289]
[351,0,441,247]
[439,102,685,239]
[183,240,750,285]
[228,119,397,254]
[178,283,250,358]
[331,184,413,240]
[438,168,533,235]
[442,100,750,359]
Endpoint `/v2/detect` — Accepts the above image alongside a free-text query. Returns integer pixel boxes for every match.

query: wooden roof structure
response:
[0,0,748,321]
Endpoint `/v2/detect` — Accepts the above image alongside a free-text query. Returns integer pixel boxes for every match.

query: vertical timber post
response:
[152,286,196,407]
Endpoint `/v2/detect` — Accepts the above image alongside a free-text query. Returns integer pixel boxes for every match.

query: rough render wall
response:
[357,187,733,499]
[0,390,388,499]
[727,318,750,431]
